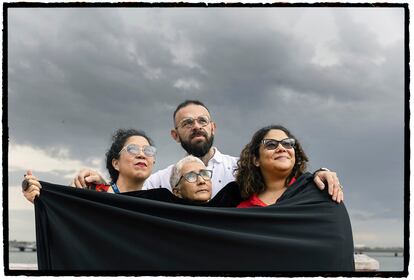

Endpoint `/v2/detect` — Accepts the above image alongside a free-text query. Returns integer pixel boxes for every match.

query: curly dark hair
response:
[236,125,309,199]
[105,129,154,183]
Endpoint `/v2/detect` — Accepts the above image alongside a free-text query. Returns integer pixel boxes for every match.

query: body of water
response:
[365,252,404,271]
[8,251,404,271]
[9,250,37,269]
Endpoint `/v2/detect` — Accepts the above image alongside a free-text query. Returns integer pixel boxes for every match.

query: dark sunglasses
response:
[175,169,213,187]
[262,138,296,150]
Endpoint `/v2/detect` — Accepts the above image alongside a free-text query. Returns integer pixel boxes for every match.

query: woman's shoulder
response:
[207,181,243,207]
[277,172,333,205]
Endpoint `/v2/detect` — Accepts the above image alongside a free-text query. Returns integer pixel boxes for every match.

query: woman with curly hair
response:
[236,124,311,207]
[233,125,354,271]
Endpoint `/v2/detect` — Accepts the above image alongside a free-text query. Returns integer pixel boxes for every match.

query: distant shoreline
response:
[8,240,405,253]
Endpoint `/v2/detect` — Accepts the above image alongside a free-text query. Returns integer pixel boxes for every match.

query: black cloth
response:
[35,172,354,272]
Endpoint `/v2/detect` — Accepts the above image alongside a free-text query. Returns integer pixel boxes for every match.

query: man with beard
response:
[73,100,343,201]
[142,100,238,196]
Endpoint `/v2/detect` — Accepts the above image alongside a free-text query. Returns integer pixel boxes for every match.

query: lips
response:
[274,155,290,160]
[190,130,207,140]
[134,162,148,168]
[196,189,210,193]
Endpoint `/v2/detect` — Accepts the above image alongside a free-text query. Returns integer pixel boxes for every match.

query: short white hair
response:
[170,155,205,190]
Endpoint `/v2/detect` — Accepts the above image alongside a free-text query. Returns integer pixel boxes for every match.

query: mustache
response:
[190,130,208,139]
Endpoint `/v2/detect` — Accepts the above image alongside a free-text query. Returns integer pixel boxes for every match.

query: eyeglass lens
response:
[179,116,210,128]
[263,138,295,150]
[125,144,156,157]
[184,170,212,183]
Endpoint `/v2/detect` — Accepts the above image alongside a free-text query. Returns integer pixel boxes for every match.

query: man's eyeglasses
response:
[175,169,213,187]
[176,116,211,129]
[262,138,296,150]
[119,144,157,157]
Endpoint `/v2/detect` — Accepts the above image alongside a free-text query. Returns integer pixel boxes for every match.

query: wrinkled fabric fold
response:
[35,173,354,272]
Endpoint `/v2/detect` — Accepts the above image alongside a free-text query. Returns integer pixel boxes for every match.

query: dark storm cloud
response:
[8,7,405,246]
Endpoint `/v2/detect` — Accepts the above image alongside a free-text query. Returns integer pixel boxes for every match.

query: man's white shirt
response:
[142,147,238,197]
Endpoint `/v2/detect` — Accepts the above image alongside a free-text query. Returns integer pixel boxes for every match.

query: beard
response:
[180,129,214,158]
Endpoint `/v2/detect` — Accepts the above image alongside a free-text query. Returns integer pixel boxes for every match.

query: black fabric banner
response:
[34,173,354,273]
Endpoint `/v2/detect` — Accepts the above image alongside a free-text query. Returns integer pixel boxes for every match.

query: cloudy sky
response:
[7,6,405,249]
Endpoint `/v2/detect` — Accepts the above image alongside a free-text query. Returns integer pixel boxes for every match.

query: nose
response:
[196,175,206,184]
[192,120,202,129]
[135,148,146,158]
[275,143,287,152]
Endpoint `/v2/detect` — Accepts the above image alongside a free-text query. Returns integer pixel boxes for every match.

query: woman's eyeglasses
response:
[119,144,157,157]
[262,138,296,150]
[175,169,213,187]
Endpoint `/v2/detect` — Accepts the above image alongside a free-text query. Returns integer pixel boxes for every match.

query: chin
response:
[197,195,211,203]
[134,172,150,180]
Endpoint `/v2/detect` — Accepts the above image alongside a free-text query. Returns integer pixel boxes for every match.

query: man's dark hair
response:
[173,100,210,124]
[105,129,154,183]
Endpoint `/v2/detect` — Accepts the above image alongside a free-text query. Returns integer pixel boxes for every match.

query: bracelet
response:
[95,184,110,192]
[313,167,330,177]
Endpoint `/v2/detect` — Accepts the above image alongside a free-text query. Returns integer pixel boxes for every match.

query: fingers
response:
[23,188,40,203]
[331,183,340,202]
[326,171,343,203]
[329,172,341,203]
[72,169,92,188]
[315,171,337,195]
[71,169,106,188]
[22,182,42,204]
[313,175,325,190]
[332,185,344,203]
[25,177,41,189]
[314,171,344,203]
[72,175,84,188]
[337,188,344,203]
[326,172,337,196]
[22,170,33,190]
[85,174,106,185]
[22,173,40,191]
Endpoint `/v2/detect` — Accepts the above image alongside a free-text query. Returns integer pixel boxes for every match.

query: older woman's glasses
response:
[175,169,213,187]
[176,115,211,129]
[262,138,296,150]
[119,144,157,157]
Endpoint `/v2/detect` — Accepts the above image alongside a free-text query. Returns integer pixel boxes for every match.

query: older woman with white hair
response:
[170,155,213,203]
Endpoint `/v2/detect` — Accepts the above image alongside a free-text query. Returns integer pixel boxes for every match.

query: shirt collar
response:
[209,147,223,163]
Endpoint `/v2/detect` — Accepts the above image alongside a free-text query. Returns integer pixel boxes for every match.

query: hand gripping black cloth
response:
[34,172,354,272]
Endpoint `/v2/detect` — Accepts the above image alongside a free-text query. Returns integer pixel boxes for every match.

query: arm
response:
[71,169,107,188]
[313,168,344,203]
[142,165,174,191]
